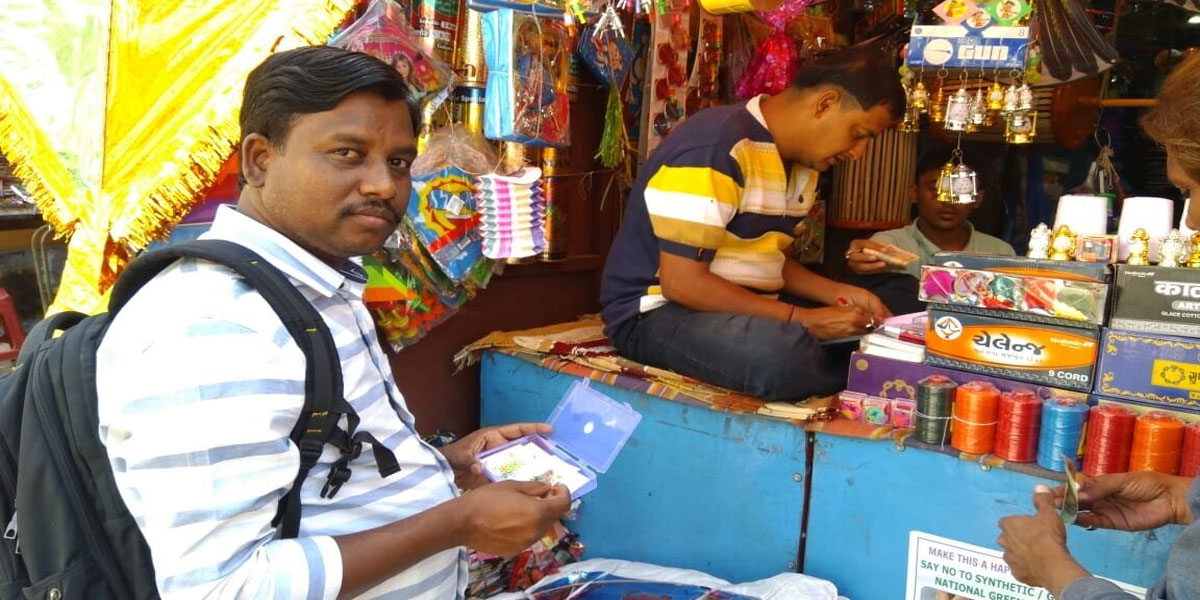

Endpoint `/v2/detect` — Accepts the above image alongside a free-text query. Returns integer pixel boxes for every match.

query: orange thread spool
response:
[952,381,1000,455]
[1180,423,1200,478]
[994,389,1042,462]
[1129,412,1186,474]
[1082,405,1137,476]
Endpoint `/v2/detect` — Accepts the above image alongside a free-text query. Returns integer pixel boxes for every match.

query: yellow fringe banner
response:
[0,0,359,314]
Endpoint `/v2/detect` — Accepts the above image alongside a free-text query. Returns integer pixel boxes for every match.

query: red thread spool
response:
[1180,423,1200,478]
[994,389,1042,462]
[952,381,1000,455]
[1130,412,1186,474]
[1083,405,1137,476]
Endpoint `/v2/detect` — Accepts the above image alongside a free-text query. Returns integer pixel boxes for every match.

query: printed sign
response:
[906,24,1030,70]
[906,531,1145,600]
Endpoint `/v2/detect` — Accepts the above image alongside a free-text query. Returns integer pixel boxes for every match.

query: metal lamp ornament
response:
[1006,109,1037,144]
[1126,228,1152,266]
[930,75,947,123]
[936,149,978,205]
[988,79,1006,112]
[911,80,929,112]
[944,87,972,132]
[969,89,988,130]
[1158,229,1186,268]
[1017,83,1034,111]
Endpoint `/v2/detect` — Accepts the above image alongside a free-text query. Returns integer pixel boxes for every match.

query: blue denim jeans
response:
[607,302,848,402]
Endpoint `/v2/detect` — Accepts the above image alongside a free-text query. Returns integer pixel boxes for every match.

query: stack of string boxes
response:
[840,252,1115,472]
[919,252,1110,392]
[1090,264,1200,477]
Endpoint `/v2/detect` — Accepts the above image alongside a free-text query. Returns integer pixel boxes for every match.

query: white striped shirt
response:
[97,205,465,599]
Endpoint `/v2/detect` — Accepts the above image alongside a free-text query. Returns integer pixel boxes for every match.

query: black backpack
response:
[0,239,399,599]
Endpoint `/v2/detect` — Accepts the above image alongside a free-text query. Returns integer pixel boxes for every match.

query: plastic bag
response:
[734,0,816,99]
[489,558,842,599]
[482,9,571,147]
[407,166,487,283]
[330,0,455,109]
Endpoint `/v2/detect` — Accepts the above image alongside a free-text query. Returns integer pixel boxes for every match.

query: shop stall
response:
[3,0,1200,597]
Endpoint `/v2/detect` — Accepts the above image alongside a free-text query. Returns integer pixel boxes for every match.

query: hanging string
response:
[916,375,957,446]
[951,381,1000,455]
[994,389,1042,463]
[1082,404,1137,476]
[1036,397,1089,472]
[1130,412,1185,475]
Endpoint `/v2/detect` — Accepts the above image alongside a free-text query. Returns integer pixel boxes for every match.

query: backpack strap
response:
[109,239,399,538]
[14,311,86,366]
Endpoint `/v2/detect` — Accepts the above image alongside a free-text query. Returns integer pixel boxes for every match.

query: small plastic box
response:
[890,399,917,428]
[838,391,866,421]
[863,396,892,425]
[478,380,642,498]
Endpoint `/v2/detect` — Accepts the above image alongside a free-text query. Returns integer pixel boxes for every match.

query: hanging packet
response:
[330,0,456,109]
[482,9,571,146]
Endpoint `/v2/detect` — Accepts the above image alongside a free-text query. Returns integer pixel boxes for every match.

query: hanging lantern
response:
[930,85,946,123]
[900,106,921,133]
[911,80,929,112]
[944,87,971,131]
[1002,83,1019,113]
[987,80,1005,111]
[936,162,956,203]
[969,89,988,130]
[948,162,978,204]
[1017,82,1034,111]
[1006,109,1037,144]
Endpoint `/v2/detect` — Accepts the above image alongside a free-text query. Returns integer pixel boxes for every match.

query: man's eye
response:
[333,148,358,157]
[390,157,411,169]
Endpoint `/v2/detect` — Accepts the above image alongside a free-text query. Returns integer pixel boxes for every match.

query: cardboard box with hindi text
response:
[924,309,1100,392]
[1094,329,1200,413]
[1110,265,1200,338]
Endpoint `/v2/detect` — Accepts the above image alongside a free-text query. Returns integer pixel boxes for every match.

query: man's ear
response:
[909,183,919,205]
[814,88,842,118]
[240,133,275,188]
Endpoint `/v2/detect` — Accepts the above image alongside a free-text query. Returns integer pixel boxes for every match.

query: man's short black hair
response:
[791,45,906,120]
[915,148,979,183]
[239,45,418,153]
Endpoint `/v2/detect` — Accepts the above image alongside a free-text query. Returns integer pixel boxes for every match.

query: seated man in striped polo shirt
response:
[600,46,903,401]
[96,47,569,599]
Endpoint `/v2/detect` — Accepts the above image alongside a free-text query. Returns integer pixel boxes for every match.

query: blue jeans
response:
[608,302,848,402]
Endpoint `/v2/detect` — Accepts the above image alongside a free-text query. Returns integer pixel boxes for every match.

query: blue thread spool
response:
[1037,397,1090,471]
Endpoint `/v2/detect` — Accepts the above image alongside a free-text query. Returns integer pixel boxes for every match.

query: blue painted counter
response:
[804,434,1183,599]
[481,350,1185,598]
[479,351,809,584]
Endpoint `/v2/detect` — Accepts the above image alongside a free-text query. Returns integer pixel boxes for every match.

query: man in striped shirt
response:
[96,47,569,599]
[600,46,904,401]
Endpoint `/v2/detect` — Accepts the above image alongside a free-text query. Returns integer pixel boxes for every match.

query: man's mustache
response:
[341,201,400,225]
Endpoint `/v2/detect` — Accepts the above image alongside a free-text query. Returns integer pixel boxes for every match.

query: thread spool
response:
[1082,405,1137,476]
[1054,194,1109,237]
[1130,412,1186,474]
[1180,423,1200,478]
[453,5,488,87]
[539,147,569,261]
[916,375,957,445]
[1179,423,1200,477]
[994,389,1042,463]
[1037,397,1089,471]
[452,85,487,136]
[952,382,1000,455]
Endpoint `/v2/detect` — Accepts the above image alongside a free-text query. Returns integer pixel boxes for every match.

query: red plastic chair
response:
[0,287,25,362]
